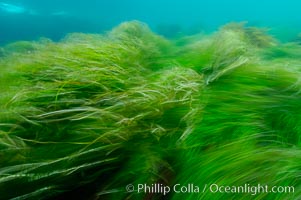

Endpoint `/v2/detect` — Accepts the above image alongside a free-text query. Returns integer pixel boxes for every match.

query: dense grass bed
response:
[1,21,301,199]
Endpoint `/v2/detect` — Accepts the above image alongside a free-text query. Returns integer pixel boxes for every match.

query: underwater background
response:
[1,0,301,200]
[1,0,301,44]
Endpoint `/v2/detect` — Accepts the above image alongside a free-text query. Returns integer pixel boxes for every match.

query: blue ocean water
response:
[1,0,301,44]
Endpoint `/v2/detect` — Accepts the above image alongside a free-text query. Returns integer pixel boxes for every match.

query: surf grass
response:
[1,21,301,199]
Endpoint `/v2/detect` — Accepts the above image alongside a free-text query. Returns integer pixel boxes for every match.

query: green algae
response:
[1,21,301,199]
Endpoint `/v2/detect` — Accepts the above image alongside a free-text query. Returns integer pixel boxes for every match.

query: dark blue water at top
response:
[1,0,301,44]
